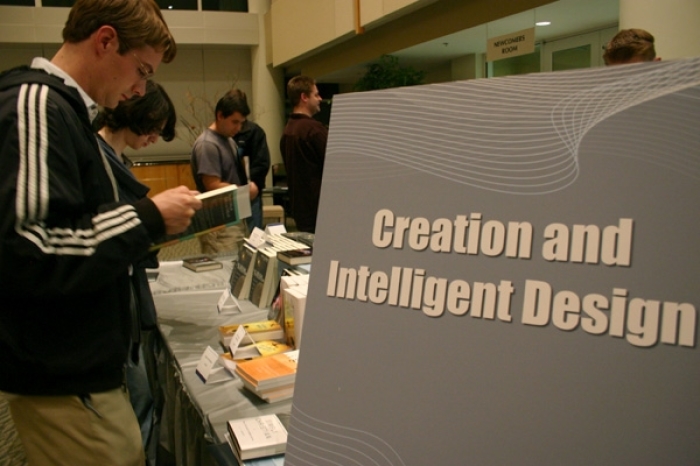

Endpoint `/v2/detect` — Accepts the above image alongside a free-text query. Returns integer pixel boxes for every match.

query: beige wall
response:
[0,6,259,162]
[619,0,700,60]
[1,0,697,162]
[269,0,436,67]
[0,6,259,46]
[281,0,554,79]
[126,46,254,161]
[270,0,354,66]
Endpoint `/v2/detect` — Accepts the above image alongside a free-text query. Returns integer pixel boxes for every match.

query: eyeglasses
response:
[132,53,155,81]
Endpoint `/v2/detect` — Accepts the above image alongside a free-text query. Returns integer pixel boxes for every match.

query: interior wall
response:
[0,44,254,162]
[286,0,555,79]
[125,46,254,162]
[619,0,700,60]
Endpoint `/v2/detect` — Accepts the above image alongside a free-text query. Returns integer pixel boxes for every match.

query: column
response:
[249,0,286,190]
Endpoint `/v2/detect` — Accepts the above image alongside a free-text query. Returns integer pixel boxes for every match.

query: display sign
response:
[486,27,535,61]
[287,57,700,465]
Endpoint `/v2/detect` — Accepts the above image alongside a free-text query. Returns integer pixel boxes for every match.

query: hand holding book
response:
[150,186,203,235]
[150,184,251,251]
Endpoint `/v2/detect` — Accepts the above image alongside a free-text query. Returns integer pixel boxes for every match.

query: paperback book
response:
[225,433,285,466]
[218,320,285,348]
[276,248,312,266]
[248,247,278,309]
[282,285,307,349]
[229,243,257,300]
[237,370,295,403]
[235,350,299,392]
[220,340,293,365]
[151,184,251,251]
[227,414,287,462]
[182,255,223,272]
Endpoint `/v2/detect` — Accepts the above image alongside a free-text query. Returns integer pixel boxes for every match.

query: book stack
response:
[218,320,285,348]
[282,231,315,248]
[219,340,294,378]
[227,414,287,464]
[235,350,299,403]
[276,247,312,266]
[278,275,309,348]
[264,234,309,251]
[246,235,308,309]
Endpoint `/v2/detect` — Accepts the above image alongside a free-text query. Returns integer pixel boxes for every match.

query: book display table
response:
[151,259,292,466]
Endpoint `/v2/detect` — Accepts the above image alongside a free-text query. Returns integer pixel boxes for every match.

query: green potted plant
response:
[353,54,426,91]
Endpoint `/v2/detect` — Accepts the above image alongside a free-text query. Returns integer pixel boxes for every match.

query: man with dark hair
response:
[604,28,660,65]
[94,80,177,466]
[234,119,271,232]
[0,1,200,464]
[191,88,251,253]
[280,75,328,233]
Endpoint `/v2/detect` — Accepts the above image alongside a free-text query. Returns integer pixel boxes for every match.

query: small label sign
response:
[486,27,535,62]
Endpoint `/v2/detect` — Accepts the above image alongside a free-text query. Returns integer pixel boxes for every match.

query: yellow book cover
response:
[218,320,284,347]
[221,340,292,363]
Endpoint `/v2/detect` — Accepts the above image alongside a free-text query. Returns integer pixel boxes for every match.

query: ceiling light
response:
[536,21,551,26]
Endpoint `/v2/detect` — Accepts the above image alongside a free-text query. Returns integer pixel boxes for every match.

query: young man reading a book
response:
[0,1,201,464]
[191,88,252,254]
[94,79,178,466]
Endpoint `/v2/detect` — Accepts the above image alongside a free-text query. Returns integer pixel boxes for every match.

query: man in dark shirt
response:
[234,119,271,232]
[280,76,328,233]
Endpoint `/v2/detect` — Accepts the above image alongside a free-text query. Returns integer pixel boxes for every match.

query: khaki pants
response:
[198,221,247,255]
[5,388,144,466]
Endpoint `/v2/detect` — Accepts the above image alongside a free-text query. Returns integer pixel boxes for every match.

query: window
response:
[201,0,248,12]
[489,45,541,78]
[156,0,197,10]
[0,0,35,5]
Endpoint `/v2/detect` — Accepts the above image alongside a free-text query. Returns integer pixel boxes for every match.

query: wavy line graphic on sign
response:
[324,58,700,194]
[285,406,406,466]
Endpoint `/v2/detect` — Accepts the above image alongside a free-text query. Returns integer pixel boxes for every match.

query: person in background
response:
[93,79,177,466]
[0,1,201,465]
[233,118,271,233]
[603,28,660,65]
[190,88,250,253]
[280,75,328,233]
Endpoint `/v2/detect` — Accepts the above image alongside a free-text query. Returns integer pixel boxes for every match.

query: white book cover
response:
[228,414,288,460]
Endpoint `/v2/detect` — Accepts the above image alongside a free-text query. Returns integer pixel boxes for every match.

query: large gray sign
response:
[286,57,700,465]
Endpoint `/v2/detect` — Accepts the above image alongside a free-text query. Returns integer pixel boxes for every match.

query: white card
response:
[232,343,263,360]
[195,346,220,383]
[246,227,267,249]
[228,324,248,355]
[217,288,240,314]
[265,223,287,235]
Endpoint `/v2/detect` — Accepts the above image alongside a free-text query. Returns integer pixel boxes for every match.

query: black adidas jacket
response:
[0,66,165,395]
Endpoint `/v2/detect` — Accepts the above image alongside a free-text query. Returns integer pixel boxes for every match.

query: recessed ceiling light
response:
[536,21,551,26]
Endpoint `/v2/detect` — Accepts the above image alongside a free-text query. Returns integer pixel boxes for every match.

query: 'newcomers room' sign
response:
[486,27,535,61]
